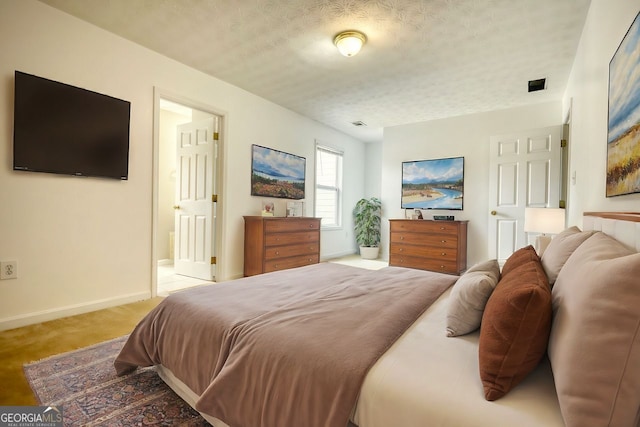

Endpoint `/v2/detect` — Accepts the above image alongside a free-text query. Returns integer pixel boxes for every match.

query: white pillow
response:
[541,226,595,285]
[446,259,500,337]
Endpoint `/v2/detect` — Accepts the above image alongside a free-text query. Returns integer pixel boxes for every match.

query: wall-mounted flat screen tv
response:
[402,156,464,210]
[13,71,131,180]
[251,144,306,200]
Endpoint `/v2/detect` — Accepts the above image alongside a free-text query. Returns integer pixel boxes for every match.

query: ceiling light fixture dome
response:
[333,31,366,57]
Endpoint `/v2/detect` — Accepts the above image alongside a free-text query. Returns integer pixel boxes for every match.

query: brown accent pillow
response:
[478,256,552,401]
[540,226,595,285]
[446,259,500,337]
[548,232,640,427]
[500,245,539,278]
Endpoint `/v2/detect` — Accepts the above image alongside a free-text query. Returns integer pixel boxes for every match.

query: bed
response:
[115,212,640,427]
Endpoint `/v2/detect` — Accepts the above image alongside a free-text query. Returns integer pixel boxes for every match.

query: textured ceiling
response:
[38,0,591,143]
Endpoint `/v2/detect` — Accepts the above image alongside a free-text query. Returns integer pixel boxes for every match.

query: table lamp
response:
[524,208,566,255]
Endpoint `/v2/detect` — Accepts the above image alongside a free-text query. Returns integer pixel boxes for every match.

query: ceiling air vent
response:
[351,121,367,127]
[528,78,546,92]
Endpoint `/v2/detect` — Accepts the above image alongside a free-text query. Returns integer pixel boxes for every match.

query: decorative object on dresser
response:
[353,197,382,259]
[389,219,468,274]
[261,200,275,216]
[243,216,320,276]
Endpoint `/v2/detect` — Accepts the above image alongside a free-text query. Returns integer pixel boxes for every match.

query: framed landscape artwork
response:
[401,156,464,210]
[607,11,640,197]
[251,144,306,200]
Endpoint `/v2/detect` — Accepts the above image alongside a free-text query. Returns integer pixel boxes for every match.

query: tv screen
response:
[401,156,464,210]
[251,144,305,200]
[13,71,131,180]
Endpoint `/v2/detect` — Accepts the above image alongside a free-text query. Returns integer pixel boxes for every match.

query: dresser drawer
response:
[390,243,458,260]
[390,220,460,235]
[389,254,458,274]
[265,254,320,273]
[390,232,458,248]
[265,242,320,260]
[265,231,319,246]
[265,219,320,233]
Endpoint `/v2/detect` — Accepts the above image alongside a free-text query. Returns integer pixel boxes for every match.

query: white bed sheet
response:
[352,287,564,427]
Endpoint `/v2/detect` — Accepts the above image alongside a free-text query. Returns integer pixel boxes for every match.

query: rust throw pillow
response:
[500,245,539,278]
[478,256,552,401]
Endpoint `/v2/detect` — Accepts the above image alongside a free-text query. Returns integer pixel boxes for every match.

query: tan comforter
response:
[114,263,456,427]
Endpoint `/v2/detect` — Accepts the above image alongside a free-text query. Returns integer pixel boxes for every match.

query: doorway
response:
[487,125,563,264]
[155,96,222,296]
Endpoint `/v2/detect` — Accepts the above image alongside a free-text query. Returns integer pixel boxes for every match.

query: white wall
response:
[0,1,365,329]
[562,0,640,226]
[381,101,562,266]
[364,141,383,198]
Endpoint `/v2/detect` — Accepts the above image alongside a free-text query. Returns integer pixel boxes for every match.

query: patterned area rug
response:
[24,335,209,426]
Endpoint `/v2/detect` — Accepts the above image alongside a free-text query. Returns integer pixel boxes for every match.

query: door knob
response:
[173,205,181,210]
[490,210,497,216]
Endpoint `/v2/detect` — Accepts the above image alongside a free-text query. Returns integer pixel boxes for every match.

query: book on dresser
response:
[389,219,468,275]
[243,216,321,276]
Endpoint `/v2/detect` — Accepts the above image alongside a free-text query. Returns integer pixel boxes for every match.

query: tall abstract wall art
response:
[607,11,640,197]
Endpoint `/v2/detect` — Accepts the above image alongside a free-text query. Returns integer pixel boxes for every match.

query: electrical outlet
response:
[0,260,17,280]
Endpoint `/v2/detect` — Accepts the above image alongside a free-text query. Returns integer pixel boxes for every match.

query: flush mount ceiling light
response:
[333,31,367,57]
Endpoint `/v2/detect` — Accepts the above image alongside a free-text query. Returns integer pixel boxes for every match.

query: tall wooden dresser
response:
[243,216,321,276]
[389,219,468,275]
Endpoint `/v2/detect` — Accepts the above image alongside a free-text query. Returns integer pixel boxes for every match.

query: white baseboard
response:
[0,291,151,332]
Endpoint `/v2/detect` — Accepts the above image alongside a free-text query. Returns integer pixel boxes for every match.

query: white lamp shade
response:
[334,31,366,57]
[524,208,566,234]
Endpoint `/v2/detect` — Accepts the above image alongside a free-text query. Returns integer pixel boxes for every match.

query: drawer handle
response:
[275,251,279,255]
[309,224,314,228]
[440,265,445,269]
[440,227,445,230]
[274,264,278,268]
[441,240,447,243]
[399,248,403,252]
[400,236,404,240]
[441,252,446,256]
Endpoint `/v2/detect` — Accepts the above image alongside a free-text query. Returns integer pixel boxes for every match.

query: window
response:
[315,144,343,228]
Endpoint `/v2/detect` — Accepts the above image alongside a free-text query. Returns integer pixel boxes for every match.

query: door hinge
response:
[559,200,566,208]
[213,132,219,141]
[212,194,218,203]
[561,139,567,148]
[211,256,217,265]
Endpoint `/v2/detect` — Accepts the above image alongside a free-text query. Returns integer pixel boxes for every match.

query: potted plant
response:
[353,197,382,259]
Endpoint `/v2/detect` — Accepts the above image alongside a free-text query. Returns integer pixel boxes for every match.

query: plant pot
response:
[359,246,380,260]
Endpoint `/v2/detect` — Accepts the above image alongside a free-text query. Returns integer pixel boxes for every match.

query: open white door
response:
[174,117,218,280]
[488,126,562,264]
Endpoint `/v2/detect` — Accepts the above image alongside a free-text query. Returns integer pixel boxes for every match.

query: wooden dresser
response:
[243,216,321,276]
[389,219,468,275]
